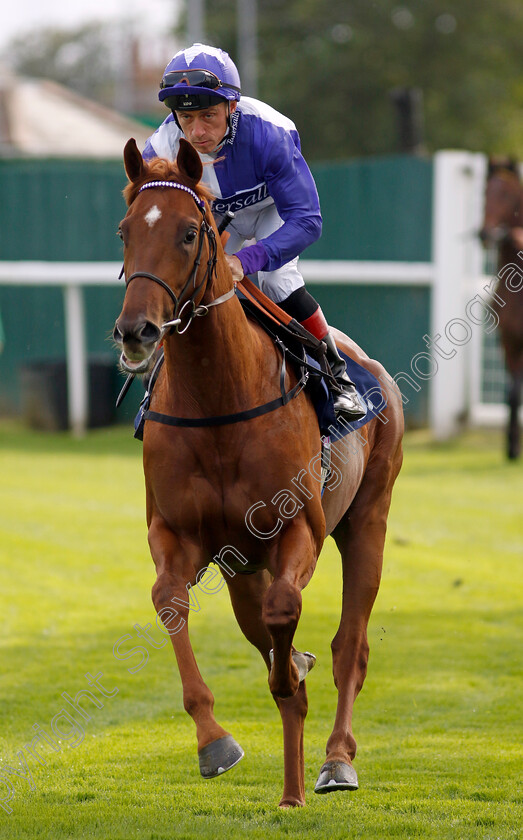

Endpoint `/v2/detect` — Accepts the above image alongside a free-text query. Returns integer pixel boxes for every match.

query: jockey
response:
[144,43,366,421]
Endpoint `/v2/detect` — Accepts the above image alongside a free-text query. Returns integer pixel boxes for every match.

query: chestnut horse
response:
[113,137,404,807]
[480,159,523,459]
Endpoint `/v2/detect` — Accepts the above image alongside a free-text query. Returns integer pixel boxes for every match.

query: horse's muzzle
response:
[113,318,161,373]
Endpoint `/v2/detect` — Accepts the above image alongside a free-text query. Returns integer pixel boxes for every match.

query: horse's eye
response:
[116,228,123,240]
[184,229,198,244]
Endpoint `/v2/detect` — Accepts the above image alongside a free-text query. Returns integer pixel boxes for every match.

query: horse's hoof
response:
[314,761,358,794]
[269,649,316,683]
[279,797,305,808]
[293,650,316,682]
[198,734,244,779]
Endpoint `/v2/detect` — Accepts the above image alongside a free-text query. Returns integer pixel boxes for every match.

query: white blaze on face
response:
[144,205,162,228]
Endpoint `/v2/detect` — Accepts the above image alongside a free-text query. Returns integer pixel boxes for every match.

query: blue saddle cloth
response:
[307,348,386,439]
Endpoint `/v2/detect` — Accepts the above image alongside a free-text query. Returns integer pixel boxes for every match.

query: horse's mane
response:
[123,156,215,207]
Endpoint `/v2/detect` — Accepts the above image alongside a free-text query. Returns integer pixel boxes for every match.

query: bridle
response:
[117,178,310,427]
[122,180,235,335]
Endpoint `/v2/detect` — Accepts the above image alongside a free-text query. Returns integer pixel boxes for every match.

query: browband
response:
[138,180,205,211]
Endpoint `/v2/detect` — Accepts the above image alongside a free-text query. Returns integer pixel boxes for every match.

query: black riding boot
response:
[324,332,367,421]
[277,287,367,422]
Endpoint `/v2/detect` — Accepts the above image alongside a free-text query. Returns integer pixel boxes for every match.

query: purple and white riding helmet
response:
[159,43,242,114]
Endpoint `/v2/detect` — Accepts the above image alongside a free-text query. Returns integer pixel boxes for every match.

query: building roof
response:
[0,67,151,158]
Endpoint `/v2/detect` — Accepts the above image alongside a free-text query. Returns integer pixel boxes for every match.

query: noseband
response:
[123,180,234,334]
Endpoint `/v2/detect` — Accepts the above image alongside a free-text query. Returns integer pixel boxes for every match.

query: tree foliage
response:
[188,0,523,160]
[4,1,523,162]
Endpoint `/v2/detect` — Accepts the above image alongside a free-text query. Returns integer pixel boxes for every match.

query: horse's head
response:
[113,138,217,374]
[479,157,522,247]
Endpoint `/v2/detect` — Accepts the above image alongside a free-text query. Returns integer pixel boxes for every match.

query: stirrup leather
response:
[324,332,367,421]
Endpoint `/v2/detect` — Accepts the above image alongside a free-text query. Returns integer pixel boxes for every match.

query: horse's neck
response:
[162,290,266,415]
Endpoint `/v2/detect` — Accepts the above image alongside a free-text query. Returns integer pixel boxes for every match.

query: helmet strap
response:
[213,103,233,151]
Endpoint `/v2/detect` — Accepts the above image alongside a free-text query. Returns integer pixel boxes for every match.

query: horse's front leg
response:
[148,513,243,778]
[263,519,319,700]
[227,570,309,807]
[507,371,521,459]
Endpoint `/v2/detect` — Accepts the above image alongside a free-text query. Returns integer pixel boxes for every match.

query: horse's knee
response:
[277,683,308,721]
[331,632,369,691]
[151,573,188,629]
[152,573,172,609]
[262,579,302,635]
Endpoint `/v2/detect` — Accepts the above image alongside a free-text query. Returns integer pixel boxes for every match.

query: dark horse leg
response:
[226,569,310,808]
[315,449,402,793]
[148,512,243,778]
[507,372,521,460]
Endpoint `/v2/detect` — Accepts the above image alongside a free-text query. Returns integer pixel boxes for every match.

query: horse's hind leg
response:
[227,570,309,808]
[149,514,243,779]
[316,451,401,794]
[507,372,521,459]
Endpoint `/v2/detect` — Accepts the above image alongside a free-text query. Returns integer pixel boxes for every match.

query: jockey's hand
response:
[225,254,244,284]
[511,227,523,249]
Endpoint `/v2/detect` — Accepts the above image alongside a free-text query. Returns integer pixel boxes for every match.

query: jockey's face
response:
[175,101,237,154]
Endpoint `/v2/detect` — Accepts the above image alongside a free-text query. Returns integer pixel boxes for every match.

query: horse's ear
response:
[177,138,203,185]
[124,138,145,183]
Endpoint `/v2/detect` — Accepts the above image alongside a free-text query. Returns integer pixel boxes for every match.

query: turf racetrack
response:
[0,424,521,839]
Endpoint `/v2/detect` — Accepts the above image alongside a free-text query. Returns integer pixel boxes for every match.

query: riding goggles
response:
[160,69,241,94]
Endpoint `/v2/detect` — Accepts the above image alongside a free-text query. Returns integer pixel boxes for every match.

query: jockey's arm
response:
[233,128,322,277]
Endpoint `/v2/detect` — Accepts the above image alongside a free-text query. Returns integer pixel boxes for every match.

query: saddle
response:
[121,277,383,447]
[217,279,385,438]
[235,277,338,391]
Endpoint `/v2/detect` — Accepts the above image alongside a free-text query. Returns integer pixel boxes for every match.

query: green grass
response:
[0,423,521,839]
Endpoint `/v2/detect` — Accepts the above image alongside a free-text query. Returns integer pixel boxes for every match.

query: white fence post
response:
[430,151,487,439]
[63,284,88,437]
